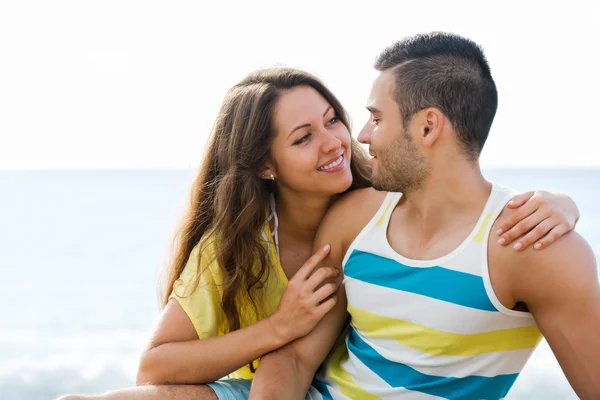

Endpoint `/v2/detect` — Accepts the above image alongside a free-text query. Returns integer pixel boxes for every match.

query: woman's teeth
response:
[318,155,343,171]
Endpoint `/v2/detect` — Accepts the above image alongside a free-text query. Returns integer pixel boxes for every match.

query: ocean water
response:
[1,169,598,400]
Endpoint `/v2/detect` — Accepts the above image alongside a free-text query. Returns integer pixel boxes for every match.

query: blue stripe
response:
[347,328,518,400]
[344,250,496,311]
[312,379,333,400]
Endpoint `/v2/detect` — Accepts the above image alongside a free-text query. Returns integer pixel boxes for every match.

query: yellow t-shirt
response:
[169,225,288,379]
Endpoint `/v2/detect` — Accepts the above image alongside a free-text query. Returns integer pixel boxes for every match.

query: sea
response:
[1,169,598,400]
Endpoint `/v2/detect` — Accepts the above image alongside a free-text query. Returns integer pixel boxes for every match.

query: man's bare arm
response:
[249,285,348,399]
[249,188,386,400]
[248,215,349,400]
[510,232,600,399]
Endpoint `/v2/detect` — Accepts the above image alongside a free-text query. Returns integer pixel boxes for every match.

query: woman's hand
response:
[268,244,340,343]
[496,190,579,251]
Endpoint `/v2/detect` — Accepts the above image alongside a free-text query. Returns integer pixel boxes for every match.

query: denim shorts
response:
[207,378,323,400]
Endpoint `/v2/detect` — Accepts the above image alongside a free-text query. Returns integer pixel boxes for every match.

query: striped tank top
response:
[314,184,543,400]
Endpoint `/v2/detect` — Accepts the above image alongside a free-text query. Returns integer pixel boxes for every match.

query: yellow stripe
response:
[375,199,394,228]
[327,339,382,400]
[348,305,542,356]
[472,213,494,243]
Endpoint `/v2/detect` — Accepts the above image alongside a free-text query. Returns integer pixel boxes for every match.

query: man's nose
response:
[358,121,373,144]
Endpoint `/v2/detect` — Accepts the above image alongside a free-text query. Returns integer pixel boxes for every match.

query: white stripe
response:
[344,278,537,334]
[351,327,535,378]
[341,345,444,400]
[442,244,489,275]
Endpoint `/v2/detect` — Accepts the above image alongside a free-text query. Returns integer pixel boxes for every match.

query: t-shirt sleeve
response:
[169,244,225,339]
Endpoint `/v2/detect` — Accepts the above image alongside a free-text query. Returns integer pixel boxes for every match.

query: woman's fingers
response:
[312,282,339,304]
[305,266,339,292]
[498,213,541,247]
[511,218,554,251]
[497,204,547,246]
[533,224,570,250]
[315,296,338,319]
[505,191,535,209]
[293,244,331,281]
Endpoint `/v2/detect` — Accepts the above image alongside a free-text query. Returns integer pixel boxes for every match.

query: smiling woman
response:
[152,68,371,383]
[56,67,371,400]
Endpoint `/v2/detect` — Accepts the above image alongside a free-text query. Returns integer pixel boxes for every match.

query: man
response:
[249,32,600,399]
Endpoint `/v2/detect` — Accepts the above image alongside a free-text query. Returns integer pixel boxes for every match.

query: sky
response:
[1,0,599,170]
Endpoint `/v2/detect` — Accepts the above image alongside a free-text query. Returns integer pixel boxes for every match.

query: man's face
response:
[358,70,429,193]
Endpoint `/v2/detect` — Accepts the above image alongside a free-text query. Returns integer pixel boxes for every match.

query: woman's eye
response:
[327,116,339,126]
[293,133,312,145]
[372,118,380,125]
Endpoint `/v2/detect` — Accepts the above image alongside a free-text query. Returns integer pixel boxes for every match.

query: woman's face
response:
[268,85,353,197]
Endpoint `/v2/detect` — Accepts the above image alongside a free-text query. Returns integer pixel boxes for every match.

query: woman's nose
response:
[321,130,342,153]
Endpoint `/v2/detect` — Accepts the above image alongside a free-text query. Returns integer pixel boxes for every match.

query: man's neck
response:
[400,159,492,242]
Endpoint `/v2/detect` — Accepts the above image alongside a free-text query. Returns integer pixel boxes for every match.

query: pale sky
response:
[1,0,598,170]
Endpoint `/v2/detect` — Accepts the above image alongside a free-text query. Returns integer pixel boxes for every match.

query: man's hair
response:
[375,32,498,160]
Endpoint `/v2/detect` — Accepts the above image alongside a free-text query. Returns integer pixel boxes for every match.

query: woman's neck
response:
[274,190,338,244]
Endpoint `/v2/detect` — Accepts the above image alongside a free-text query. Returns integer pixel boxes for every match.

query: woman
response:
[60,68,579,400]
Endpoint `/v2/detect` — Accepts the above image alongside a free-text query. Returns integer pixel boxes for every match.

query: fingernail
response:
[498,238,506,245]
[323,244,330,251]
[514,242,522,250]
[534,243,542,250]
[496,228,503,235]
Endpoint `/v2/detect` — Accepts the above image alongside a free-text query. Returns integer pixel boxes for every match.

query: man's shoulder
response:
[490,228,597,304]
[319,187,389,250]
[332,187,388,213]
[324,187,388,226]
[490,217,592,269]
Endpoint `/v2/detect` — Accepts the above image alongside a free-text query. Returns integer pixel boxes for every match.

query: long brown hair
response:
[160,68,371,335]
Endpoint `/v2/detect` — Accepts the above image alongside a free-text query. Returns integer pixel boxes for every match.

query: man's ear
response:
[421,108,445,148]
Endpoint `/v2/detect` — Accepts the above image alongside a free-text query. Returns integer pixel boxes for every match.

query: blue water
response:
[1,169,598,400]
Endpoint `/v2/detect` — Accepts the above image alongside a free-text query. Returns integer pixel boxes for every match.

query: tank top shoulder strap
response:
[474,184,519,240]
[342,191,403,266]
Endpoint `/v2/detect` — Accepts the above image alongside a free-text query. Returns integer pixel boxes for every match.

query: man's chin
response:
[371,179,394,192]
[371,175,409,193]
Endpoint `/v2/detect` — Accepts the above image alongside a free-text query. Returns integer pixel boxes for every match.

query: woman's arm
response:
[137,246,339,385]
[136,299,285,385]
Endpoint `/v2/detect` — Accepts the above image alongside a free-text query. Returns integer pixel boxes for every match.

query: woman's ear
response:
[258,164,276,181]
